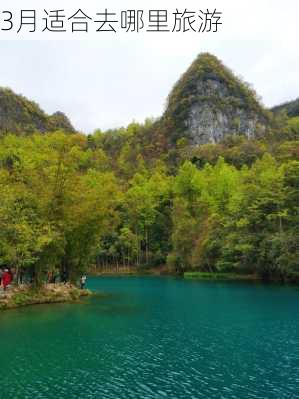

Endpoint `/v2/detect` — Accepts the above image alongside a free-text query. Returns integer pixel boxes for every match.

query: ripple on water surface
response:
[0,277,298,399]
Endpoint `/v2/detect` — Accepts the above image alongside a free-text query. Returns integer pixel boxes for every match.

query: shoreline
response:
[0,283,92,311]
[2,270,297,311]
[90,268,299,284]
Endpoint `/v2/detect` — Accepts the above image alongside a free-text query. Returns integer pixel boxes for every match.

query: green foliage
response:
[272,98,299,117]
[167,153,299,280]
[1,123,298,283]
[0,132,120,285]
[0,87,75,135]
[184,272,253,280]
[287,117,299,139]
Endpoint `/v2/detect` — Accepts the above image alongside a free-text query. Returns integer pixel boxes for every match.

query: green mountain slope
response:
[271,97,299,117]
[0,87,75,135]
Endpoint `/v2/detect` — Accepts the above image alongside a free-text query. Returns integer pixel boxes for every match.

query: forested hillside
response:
[0,88,75,135]
[0,53,298,284]
[272,97,299,117]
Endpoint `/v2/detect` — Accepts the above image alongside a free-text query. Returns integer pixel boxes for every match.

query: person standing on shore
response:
[80,275,87,289]
[2,269,12,291]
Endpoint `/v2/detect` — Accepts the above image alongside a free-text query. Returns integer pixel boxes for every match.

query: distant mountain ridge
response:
[0,87,75,135]
[0,55,296,143]
[271,97,299,117]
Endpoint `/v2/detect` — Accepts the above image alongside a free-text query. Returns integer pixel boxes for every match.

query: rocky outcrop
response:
[163,53,270,145]
[49,111,75,132]
[0,284,91,310]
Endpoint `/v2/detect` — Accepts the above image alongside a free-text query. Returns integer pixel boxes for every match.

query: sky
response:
[0,0,298,133]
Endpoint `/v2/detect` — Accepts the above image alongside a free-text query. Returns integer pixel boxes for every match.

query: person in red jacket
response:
[2,269,12,291]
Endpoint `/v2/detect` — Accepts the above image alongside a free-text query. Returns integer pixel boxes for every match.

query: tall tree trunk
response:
[145,228,149,265]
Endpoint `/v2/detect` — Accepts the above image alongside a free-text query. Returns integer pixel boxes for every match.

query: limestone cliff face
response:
[0,88,75,135]
[163,53,269,145]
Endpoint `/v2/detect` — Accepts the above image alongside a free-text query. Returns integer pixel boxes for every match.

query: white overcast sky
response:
[0,0,298,132]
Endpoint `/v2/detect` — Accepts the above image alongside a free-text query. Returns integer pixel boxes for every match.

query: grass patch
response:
[184,272,257,281]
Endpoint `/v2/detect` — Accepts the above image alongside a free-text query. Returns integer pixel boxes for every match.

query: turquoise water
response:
[0,277,298,399]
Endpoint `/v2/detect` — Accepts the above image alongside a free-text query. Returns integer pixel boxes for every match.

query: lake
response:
[0,276,298,398]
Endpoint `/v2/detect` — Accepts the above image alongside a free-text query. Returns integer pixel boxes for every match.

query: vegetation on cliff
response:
[162,53,271,143]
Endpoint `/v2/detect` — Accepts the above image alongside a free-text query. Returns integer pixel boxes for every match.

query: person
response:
[61,270,68,284]
[80,275,87,289]
[2,269,12,291]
